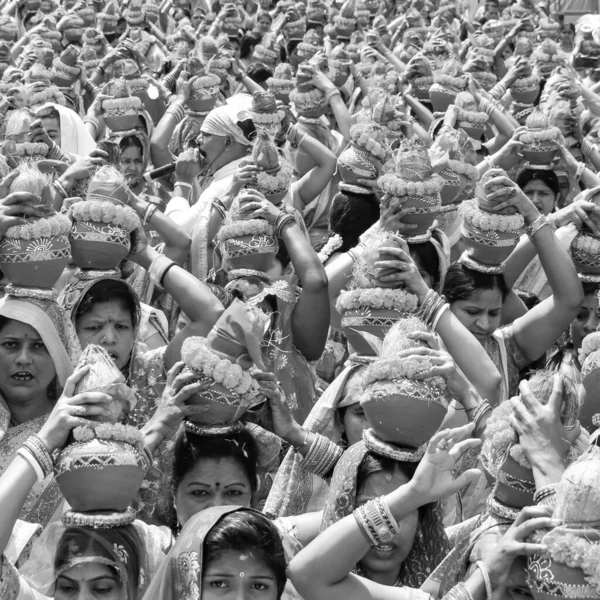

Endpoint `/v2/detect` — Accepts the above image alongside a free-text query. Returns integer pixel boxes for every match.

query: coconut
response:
[381,316,430,355]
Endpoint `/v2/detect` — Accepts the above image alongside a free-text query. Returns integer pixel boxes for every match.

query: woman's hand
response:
[310,64,336,93]
[373,235,430,300]
[379,194,419,234]
[175,71,191,103]
[228,162,261,196]
[129,222,149,263]
[492,132,526,171]
[551,195,600,235]
[60,150,109,187]
[88,93,112,120]
[28,119,53,150]
[407,423,481,504]
[0,189,46,237]
[145,362,211,445]
[236,193,282,224]
[484,173,540,222]
[36,367,113,453]
[484,505,555,588]
[255,371,302,444]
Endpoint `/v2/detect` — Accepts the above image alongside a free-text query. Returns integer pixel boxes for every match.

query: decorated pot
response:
[512,87,539,105]
[55,438,149,512]
[337,145,379,187]
[361,378,448,447]
[461,219,520,266]
[64,28,83,43]
[460,124,485,140]
[521,143,557,166]
[429,84,458,113]
[220,233,278,272]
[103,112,139,133]
[395,193,441,235]
[0,234,70,288]
[440,168,462,206]
[188,86,219,114]
[340,307,408,339]
[528,528,600,600]
[70,221,131,270]
[579,351,600,433]
[494,451,536,508]
[571,233,600,276]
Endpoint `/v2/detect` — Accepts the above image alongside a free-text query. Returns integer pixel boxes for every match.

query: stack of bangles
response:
[524,214,550,238]
[17,435,54,483]
[166,102,186,124]
[354,496,402,547]
[274,211,296,238]
[53,179,68,199]
[142,203,158,226]
[83,80,101,96]
[300,434,343,479]
[148,254,177,287]
[417,289,449,331]
[489,81,506,101]
[466,401,492,438]
[481,97,499,116]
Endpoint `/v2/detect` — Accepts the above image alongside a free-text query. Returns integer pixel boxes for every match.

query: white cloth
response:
[39,103,96,157]
[201,105,252,147]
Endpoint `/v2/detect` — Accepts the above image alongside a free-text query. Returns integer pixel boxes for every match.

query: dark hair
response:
[443,262,510,303]
[516,168,560,197]
[236,118,257,143]
[54,526,145,599]
[75,279,139,329]
[36,106,60,122]
[582,116,600,138]
[204,511,287,599]
[246,62,274,86]
[120,134,144,156]
[240,31,263,59]
[328,192,379,253]
[409,241,441,292]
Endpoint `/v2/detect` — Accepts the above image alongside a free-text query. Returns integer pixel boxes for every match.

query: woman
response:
[287,425,554,600]
[142,506,290,600]
[253,10,272,34]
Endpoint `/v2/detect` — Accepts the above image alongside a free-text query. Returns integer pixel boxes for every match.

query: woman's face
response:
[176,457,253,527]
[356,468,419,576]
[571,292,599,357]
[203,550,278,600]
[340,371,367,446]
[55,562,124,600]
[0,320,56,404]
[41,116,61,147]
[521,179,556,215]
[450,287,504,342]
[76,300,135,370]
[257,16,271,32]
[491,557,532,600]
[120,145,145,180]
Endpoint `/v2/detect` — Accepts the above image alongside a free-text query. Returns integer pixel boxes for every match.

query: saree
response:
[38,102,97,158]
[321,441,450,589]
[264,357,370,518]
[141,506,302,600]
[0,293,80,528]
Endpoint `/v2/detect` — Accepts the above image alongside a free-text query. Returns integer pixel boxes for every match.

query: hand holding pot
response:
[37,367,113,454]
[551,193,600,235]
[256,371,301,444]
[483,173,539,222]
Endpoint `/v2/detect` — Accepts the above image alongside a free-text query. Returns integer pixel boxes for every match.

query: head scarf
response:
[38,102,97,157]
[201,105,253,147]
[321,441,450,589]
[264,357,370,518]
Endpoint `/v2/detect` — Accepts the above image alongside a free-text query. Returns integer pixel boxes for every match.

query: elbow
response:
[302,268,329,293]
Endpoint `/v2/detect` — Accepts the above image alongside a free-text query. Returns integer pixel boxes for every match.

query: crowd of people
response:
[0,0,600,598]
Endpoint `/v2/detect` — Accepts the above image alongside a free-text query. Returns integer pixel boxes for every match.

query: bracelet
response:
[575,161,586,181]
[292,429,310,452]
[325,88,341,102]
[476,561,492,600]
[83,115,99,129]
[353,496,402,547]
[166,103,186,124]
[212,198,227,219]
[94,65,106,79]
[143,204,157,226]
[275,212,296,238]
[160,261,177,286]
[417,289,446,329]
[582,138,594,158]
[444,582,475,600]
[533,484,557,506]
[472,401,492,438]
[148,253,175,286]
[176,181,193,192]
[22,435,53,479]
[83,80,100,96]
[431,303,449,331]
[525,214,549,238]
[301,434,343,478]
[489,82,506,101]
[161,73,176,89]
[53,179,68,199]
[17,447,45,483]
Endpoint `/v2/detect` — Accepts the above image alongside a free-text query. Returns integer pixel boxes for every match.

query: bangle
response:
[161,73,176,88]
[17,447,45,483]
[53,179,68,199]
[160,261,177,286]
[296,133,308,148]
[176,181,193,192]
[166,103,186,124]
[431,302,449,331]
[275,212,296,238]
[94,65,106,78]
[143,204,157,226]
[582,138,594,158]
[292,429,310,451]
[489,82,506,101]
[22,435,53,479]
[472,401,492,438]
[83,115,99,129]
[301,434,343,478]
[83,80,100,96]
[533,484,557,506]
[575,161,586,180]
[525,214,549,238]
[235,70,247,82]
[325,88,341,102]
[476,561,493,600]
[353,497,402,547]
[149,253,175,285]
[212,198,227,219]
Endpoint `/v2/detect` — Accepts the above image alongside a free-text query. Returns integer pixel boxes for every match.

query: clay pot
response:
[70,221,131,270]
[395,194,441,235]
[528,528,600,600]
[64,28,83,43]
[429,84,458,113]
[55,438,149,512]
[338,144,379,187]
[0,234,70,288]
[187,88,219,114]
[361,378,448,447]
[511,87,539,105]
[186,380,258,425]
[460,124,485,140]
[53,73,77,88]
[132,88,167,125]
[579,352,600,433]
[103,112,139,133]
[521,143,557,166]
[461,219,519,266]
[221,233,278,272]
[340,307,406,339]
[440,168,462,206]
[571,235,600,275]
[494,451,536,508]
[328,66,350,88]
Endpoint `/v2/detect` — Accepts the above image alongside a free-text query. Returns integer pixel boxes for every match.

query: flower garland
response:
[30,89,65,107]
[181,337,261,398]
[579,331,600,365]
[460,201,524,232]
[413,75,434,88]
[350,130,390,161]
[250,110,284,125]
[573,233,600,257]
[290,88,326,111]
[72,422,145,450]
[457,107,489,126]
[54,60,80,78]
[532,529,600,592]
[364,356,446,388]
[217,219,273,242]
[127,78,149,93]
[13,142,49,156]
[102,97,143,111]
[432,73,467,89]
[256,161,293,194]
[470,71,497,88]
[378,172,444,197]
[512,74,540,90]
[518,126,561,144]
[70,201,140,232]
[336,287,419,313]
[446,159,479,181]
[4,213,71,240]
[484,400,518,452]
[317,233,343,263]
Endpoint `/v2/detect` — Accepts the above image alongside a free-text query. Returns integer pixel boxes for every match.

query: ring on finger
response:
[71,405,86,416]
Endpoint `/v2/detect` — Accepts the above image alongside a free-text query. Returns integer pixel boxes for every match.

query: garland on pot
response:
[459,201,525,232]
[70,201,140,232]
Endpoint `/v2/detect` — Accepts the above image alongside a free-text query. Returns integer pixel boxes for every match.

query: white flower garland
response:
[290,88,326,111]
[337,287,419,313]
[460,201,524,232]
[102,97,143,111]
[181,337,261,398]
[256,161,293,193]
[512,74,540,89]
[413,75,434,88]
[457,107,489,126]
[317,233,343,263]
[250,110,284,125]
[70,201,140,232]
[518,126,561,144]
[72,422,145,450]
[432,73,467,89]
[350,130,390,161]
[217,219,273,242]
[364,356,446,388]
[573,233,600,256]
[13,142,49,156]
[579,331,600,365]
[4,213,72,240]
[378,172,444,197]
[446,159,479,181]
